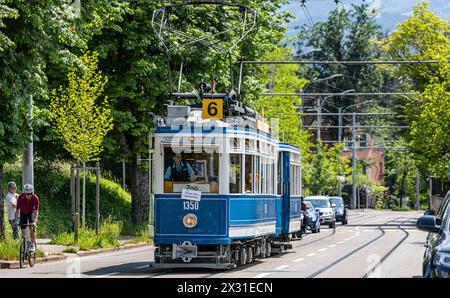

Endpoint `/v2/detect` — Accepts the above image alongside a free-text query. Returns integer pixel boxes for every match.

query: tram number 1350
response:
[183,201,199,210]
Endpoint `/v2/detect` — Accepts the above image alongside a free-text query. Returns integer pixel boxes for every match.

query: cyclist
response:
[13,184,39,252]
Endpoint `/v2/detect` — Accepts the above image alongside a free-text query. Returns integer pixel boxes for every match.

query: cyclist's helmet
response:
[24,184,34,194]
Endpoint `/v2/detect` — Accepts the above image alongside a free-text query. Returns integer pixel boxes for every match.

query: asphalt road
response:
[0,210,427,278]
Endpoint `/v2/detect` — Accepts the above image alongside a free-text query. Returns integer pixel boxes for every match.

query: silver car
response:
[304,196,336,228]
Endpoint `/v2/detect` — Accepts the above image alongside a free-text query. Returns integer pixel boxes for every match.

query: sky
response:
[282,0,450,37]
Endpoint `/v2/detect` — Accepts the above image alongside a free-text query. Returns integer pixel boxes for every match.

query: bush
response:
[0,239,20,260]
[51,218,122,251]
[2,160,131,237]
[392,206,412,211]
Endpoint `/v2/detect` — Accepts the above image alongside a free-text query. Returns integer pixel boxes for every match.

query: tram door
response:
[281,151,291,235]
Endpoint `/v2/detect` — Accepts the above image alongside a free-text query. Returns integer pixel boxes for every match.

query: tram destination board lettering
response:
[181,188,202,202]
[202,98,223,120]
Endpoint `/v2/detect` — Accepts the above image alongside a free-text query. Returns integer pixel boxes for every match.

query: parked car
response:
[305,196,336,228]
[329,196,349,225]
[305,201,320,233]
[417,190,450,278]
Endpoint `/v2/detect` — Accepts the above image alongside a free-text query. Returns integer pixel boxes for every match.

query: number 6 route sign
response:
[202,99,223,120]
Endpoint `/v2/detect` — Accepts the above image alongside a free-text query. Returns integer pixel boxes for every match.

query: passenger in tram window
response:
[164,152,194,182]
[209,176,219,193]
[245,171,253,193]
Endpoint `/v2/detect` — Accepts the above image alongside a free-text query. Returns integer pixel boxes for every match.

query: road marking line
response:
[94,272,118,278]
[328,244,336,248]
[306,253,317,257]
[293,258,304,263]
[254,273,271,278]
[337,241,344,244]
[344,239,350,241]
[275,265,289,270]
[318,248,327,252]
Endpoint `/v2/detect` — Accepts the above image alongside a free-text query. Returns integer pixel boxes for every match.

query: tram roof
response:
[278,142,300,154]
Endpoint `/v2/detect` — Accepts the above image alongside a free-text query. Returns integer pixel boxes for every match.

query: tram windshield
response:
[163,147,219,193]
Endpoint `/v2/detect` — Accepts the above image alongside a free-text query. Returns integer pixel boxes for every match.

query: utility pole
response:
[352,112,357,210]
[23,95,34,187]
[338,107,343,143]
[122,159,126,190]
[416,172,420,211]
[148,133,154,237]
[316,97,322,141]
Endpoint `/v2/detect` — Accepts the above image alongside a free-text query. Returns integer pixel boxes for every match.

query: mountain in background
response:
[282,0,450,38]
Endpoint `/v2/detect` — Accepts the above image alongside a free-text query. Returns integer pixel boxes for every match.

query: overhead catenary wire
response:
[262,92,415,96]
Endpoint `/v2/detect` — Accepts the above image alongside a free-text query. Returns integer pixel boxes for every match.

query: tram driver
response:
[164,152,195,182]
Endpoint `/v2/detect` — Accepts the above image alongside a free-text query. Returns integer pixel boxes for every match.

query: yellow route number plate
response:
[202,99,223,120]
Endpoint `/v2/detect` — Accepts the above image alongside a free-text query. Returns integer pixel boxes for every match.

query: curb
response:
[0,242,152,269]
[75,242,152,257]
[0,254,68,269]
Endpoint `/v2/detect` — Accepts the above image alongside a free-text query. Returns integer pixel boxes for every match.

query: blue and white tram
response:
[153,106,302,269]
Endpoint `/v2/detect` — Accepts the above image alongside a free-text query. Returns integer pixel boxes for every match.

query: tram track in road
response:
[305,217,407,278]
[202,212,386,278]
[146,213,392,278]
[361,219,412,278]
[290,212,380,249]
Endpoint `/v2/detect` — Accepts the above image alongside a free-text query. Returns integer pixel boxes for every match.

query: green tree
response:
[379,2,450,178]
[50,51,113,163]
[307,142,351,195]
[87,0,292,224]
[253,46,313,190]
[295,3,385,138]
[0,0,127,239]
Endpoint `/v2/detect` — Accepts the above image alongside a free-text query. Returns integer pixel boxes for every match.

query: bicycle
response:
[19,224,36,268]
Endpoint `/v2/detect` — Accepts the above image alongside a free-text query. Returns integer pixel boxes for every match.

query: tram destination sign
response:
[181,188,202,202]
[202,98,223,120]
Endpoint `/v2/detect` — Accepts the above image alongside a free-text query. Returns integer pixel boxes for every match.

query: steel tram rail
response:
[305,217,407,278]
[361,219,412,278]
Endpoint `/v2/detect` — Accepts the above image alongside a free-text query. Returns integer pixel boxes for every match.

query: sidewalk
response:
[1,237,152,269]
[36,236,146,256]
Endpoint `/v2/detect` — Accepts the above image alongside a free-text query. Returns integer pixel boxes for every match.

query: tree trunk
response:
[0,164,5,241]
[129,155,149,224]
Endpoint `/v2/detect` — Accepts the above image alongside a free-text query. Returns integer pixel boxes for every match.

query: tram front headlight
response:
[183,213,198,228]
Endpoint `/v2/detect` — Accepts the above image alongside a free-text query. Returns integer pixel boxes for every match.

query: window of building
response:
[359,134,367,147]
[163,147,219,193]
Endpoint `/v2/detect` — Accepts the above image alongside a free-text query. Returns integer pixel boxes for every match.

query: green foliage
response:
[63,247,77,254]
[123,235,152,245]
[295,4,384,116]
[2,160,131,237]
[51,51,113,163]
[392,206,412,212]
[385,149,419,200]
[0,238,20,260]
[379,2,450,178]
[254,47,310,148]
[51,218,121,251]
[306,142,352,195]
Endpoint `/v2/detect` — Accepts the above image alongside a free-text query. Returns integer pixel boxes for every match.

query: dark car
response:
[305,201,320,233]
[417,190,450,278]
[329,196,348,225]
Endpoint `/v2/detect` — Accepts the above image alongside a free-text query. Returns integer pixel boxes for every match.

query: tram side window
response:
[163,148,219,193]
[289,164,293,194]
[245,155,254,193]
[277,153,282,195]
[255,156,261,194]
[230,154,242,193]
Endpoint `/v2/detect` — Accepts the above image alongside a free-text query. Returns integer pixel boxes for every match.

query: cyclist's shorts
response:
[19,213,34,229]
